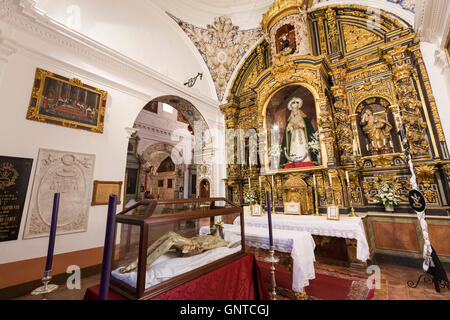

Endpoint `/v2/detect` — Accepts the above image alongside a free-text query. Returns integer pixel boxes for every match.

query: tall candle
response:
[266,190,274,246]
[45,193,60,272]
[271,175,274,189]
[345,170,350,184]
[313,174,317,188]
[329,172,333,188]
[99,195,117,300]
[259,176,262,190]
[248,177,251,187]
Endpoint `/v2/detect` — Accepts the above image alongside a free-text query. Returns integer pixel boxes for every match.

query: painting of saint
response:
[265,85,318,170]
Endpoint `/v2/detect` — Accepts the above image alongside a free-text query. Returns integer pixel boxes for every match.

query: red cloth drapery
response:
[84,254,270,300]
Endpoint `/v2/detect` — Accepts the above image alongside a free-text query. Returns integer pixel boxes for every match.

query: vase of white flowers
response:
[308,131,321,155]
[244,187,259,206]
[376,181,400,212]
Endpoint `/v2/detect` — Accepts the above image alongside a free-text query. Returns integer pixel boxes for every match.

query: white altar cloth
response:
[234,215,370,262]
[220,224,316,292]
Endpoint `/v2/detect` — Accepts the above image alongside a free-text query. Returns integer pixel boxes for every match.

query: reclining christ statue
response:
[119,224,231,274]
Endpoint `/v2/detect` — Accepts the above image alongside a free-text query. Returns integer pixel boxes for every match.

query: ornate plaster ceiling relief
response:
[168,12,263,101]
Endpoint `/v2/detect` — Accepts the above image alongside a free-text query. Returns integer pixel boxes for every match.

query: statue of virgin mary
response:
[280,97,317,167]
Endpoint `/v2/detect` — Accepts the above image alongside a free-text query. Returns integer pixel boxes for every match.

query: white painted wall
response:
[420,42,450,146]
[35,0,217,101]
[0,1,226,266]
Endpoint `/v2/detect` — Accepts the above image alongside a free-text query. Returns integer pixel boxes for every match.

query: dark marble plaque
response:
[0,156,33,242]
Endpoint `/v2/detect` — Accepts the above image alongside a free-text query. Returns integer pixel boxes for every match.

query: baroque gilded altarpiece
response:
[220,1,450,217]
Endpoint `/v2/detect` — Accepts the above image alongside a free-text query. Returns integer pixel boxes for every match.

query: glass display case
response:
[110,198,245,300]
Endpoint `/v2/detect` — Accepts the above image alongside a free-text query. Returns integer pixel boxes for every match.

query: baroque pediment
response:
[341,23,383,54]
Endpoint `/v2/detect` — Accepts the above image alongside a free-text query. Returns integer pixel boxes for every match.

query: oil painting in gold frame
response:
[26,68,108,133]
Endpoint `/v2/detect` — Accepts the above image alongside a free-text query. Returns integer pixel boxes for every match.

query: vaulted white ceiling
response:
[150,0,417,30]
[148,0,273,30]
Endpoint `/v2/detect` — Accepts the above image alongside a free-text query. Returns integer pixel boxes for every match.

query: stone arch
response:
[135,95,215,197]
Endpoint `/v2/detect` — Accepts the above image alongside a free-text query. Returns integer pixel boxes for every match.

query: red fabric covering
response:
[84,254,270,300]
[284,162,315,169]
[257,261,375,300]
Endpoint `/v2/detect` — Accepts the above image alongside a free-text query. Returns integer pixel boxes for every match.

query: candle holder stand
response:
[264,246,279,300]
[314,187,320,216]
[346,187,357,218]
[31,270,58,300]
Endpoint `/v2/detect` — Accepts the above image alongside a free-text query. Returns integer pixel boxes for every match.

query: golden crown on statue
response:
[261,0,313,31]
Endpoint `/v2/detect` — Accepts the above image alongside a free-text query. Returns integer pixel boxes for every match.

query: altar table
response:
[222,224,316,293]
[234,215,370,262]
[84,253,270,300]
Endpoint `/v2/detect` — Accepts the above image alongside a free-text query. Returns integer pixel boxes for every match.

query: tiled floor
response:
[14,262,449,300]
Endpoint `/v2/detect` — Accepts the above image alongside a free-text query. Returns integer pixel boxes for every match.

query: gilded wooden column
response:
[383,45,431,159]
[330,68,354,165]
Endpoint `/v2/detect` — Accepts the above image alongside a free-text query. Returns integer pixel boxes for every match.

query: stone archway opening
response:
[124,95,214,205]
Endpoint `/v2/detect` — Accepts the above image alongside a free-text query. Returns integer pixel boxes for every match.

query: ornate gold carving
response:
[282,173,313,214]
[342,23,382,53]
[416,57,446,142]
[415,165,438,203]
[261,0,311,32]
[325,8,339,54]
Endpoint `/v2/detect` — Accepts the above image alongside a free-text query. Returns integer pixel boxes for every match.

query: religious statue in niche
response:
[281,97,317,167]
[266,85,318,170]
[360,107,393,155]
[276,25,296,54]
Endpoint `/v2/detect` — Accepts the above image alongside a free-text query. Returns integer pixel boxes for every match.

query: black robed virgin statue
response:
[280,97,317,167]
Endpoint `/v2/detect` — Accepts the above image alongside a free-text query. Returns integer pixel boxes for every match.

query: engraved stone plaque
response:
[23,149,95,239]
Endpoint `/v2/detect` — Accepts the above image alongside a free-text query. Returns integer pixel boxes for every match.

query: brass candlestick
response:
[314,186,320,216]
[31,270,58,300]
[348,191,357,217]
[264,246,280,300]
[346,172,357,218]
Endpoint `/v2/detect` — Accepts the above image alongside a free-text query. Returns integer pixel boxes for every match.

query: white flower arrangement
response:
[376,181,400,208]
[269,144,282,158]
[244,187,259,205]
[308,131,320,155]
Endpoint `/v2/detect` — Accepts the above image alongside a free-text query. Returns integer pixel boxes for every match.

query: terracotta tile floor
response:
[14,263,449,300]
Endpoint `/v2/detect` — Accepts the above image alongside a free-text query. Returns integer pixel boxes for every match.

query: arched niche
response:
[263,84,323,172]
[355,97,400,156]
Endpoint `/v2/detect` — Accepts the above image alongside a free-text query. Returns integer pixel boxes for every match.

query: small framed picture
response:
[91,181,123,206]
[251,205,262,216]
[327,206,340,221]
[284,202,301,215]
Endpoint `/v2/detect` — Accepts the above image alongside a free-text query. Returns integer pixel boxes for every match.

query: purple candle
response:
[45,193,60,272]
[99,194,117,300]
[266,190,274,247]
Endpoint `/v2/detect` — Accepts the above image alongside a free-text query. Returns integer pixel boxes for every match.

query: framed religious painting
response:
[91,181,123,206]
[327,206,340,221]
[251,204,262,216]
[264,84,322,173]
[26,68,108,133]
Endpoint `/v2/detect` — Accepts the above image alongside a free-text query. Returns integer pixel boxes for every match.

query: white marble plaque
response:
[23,149,95,239]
